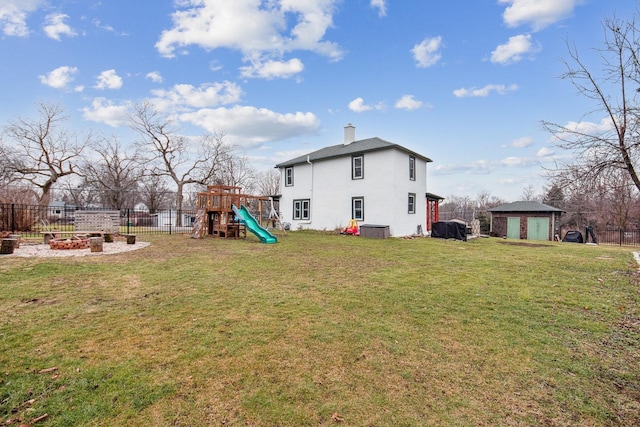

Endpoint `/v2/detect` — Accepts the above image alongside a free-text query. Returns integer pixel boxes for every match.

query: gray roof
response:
[488,201,564,213]
[275,137,432,168]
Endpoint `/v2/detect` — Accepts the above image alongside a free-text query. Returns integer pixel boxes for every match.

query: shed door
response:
[527,217,549,241]
[507,217,520,239]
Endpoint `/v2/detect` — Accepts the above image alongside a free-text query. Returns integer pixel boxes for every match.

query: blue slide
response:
[232,204,277,244]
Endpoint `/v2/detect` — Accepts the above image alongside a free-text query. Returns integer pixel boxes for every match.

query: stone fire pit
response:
[49,236,90,250]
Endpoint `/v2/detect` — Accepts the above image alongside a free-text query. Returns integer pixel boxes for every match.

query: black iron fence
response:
[1,203,199,239]
[595,228,640,247]
[5,203,640,246]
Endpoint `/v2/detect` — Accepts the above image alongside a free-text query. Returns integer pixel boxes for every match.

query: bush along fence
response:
[0,203,199,239]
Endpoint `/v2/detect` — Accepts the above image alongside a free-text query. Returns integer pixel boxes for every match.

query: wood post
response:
[90,237,104,252]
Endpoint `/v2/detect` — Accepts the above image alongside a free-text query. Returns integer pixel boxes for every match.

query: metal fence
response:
[595,228,640,247]
[1,203,198,239]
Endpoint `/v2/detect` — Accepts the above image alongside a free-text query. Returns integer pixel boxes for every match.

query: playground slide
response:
[231,204,277,244]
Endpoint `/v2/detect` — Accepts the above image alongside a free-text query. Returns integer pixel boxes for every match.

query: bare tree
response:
[0,140,16,185]
[83,137,143,209]
[475,190,505,211]
[214,154,257,191]
[439,195,474,222]
[254,169,280,197]
[521,184,541,202]
[138,174,173,213]
[543,12,640,192]
[2,103,90,205]
[593,169,640,229]
[57,179,100,208]
[129,102,232,225]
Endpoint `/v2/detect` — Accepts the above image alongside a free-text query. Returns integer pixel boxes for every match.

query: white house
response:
[275,124,432,237]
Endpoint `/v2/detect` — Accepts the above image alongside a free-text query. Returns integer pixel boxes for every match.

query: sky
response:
[0,0,637,202]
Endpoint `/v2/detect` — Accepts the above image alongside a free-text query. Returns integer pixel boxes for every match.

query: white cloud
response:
[146,71,163,83]
[395,95,423,111]
[552,117,615,141]
[371,0,386,17]
[498,0,579,31]
[150,81,243,111]
[43,13,77,40]
[82,98,131,127]
[0,0,44,37]
[155,0,343,78]
[92,19,127,36]
[491,34,539,64]
[38,65,78,89]
[453,83,518,98]
[179,106,320,146]
[94,69,123,90]
[348,97,384,113]
[349,98,371,113]
[434,155,543,176]
[510,136,534,148]
[239,58,304,79]
[412,36,442,68]
[537,147,554,157]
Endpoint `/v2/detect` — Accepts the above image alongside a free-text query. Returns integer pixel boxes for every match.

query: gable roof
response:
[275,137,432,168]
[488,201,564,213]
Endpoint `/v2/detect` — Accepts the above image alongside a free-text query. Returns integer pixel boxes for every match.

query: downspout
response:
[298,155,313,225]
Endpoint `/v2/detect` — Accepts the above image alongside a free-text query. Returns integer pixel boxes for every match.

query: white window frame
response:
[293,199,310,220]
[285,167,294,187]
[408,193,416,214]
[409,156,416,181]
[352,197,364,221]
[352,155,364,180]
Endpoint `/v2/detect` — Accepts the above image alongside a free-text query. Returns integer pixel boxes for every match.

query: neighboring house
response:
[275,124,432,237]
[488,201,564,241]
[48,201,78,223]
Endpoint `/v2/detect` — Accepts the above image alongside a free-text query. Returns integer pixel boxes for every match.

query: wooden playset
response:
[191,184,281,240]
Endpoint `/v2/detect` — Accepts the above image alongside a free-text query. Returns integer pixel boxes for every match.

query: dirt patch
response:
[497,241,553,248]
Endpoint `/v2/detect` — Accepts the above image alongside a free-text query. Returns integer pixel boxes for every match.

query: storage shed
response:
[488,201,564,241]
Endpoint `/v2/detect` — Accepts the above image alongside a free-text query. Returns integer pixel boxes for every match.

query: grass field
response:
[1,232,639,426]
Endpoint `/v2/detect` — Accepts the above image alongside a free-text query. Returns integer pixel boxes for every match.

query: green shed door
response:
[527,217,549,241]
[507,217,520,239]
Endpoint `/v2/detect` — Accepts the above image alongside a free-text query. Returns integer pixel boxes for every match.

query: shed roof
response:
[488,201,564,213]
[275,137,432,168]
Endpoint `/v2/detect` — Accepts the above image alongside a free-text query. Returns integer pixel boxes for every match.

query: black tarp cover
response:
[431,221,467,241]
[563,230,583,243]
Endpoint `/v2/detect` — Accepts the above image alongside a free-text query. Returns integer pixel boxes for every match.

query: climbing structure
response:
[193,185,269,239]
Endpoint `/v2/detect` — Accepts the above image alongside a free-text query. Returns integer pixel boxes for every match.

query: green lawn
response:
[1,233,639,426]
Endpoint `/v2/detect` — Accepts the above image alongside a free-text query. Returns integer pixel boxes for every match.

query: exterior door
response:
[527,217,549,241]
[507,217,520,239]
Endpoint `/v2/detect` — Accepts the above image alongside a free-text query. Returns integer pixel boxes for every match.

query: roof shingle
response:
[275,137,432,167]
[488,201,564,213]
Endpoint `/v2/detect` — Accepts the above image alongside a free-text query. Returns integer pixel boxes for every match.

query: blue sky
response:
[0,0,636,201]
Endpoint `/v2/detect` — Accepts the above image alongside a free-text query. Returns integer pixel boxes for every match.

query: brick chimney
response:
[344,123,355,145]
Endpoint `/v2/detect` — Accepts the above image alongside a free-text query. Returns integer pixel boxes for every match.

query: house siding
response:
[279,148,427,236]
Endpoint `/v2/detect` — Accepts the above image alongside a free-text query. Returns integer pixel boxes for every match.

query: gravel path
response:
[4,240,150,258]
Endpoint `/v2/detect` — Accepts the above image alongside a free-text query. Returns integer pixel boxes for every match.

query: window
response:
[409,156,416,181]
[285,167,294,186]
[408,193,416,214]
[293,199,310,220]
[352,155,363,179]
[352,197,364,221]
